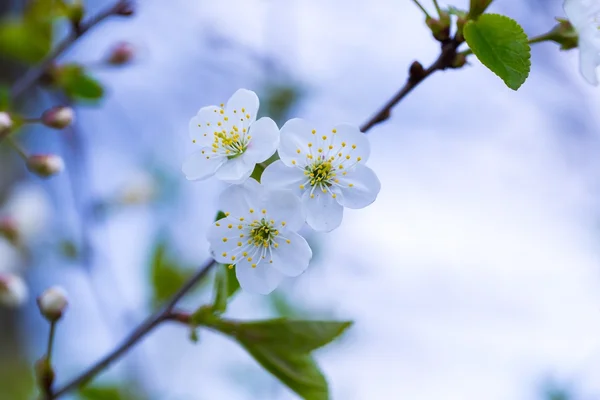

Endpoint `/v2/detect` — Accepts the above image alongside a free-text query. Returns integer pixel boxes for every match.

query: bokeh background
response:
[1,0,600,399]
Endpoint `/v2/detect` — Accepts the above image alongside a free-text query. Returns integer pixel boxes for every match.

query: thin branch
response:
[10,0,131,101]
[360,39,460,133]
[51,258,216,399]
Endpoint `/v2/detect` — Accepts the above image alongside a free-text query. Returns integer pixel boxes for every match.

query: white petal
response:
[219,178,264,217]
[235,258,284,295]
[215,157,254,184]
[226,89,259,125]
[578,35,600,86]
[189,106,224,145]
[331,123,371,163]
[261,160,305,194]
[243,117,280,163]
[207,220,239,263]
[271,231,312,277]
[278,118,316,167]
[264,189,305,231]
[338,165,381,209]
[564,0,600,28]
[302,190,344,232]
[182,150,225,181]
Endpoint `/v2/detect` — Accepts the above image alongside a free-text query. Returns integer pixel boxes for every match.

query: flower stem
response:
[6,137,28,160]
[411,0,431,18]
[46,321,57,363]
[432,0,442,16]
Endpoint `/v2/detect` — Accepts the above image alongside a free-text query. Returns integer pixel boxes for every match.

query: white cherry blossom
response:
[182,89,279,184]
[261,118,380,232]
[564,0,600,85]
[207,179,312,294]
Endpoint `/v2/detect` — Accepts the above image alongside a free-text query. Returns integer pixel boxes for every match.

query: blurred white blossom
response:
[38,286,69,321]
[0,273,28,307]
[2,182,51,243]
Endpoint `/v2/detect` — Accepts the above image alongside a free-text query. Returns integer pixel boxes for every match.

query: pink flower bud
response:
[107,42,135,65]
[0,274,28,307]
[37,286,68,321]
[26,154,65,178]
[0,217,19,245]
[0,112,13,137]
[41,106,75,129]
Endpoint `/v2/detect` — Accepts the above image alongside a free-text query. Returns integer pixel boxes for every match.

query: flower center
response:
[306,161,334,187]
[249,218,278,248]
[213,128,248,159]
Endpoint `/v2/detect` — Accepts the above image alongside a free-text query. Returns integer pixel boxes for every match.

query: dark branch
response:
[10,0,132,101]
[360,40,461,133]
[51,258,216,399]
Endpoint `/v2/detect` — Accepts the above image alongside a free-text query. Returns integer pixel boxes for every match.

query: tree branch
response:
[10,0,132,101]
[360,39,461,133]
[50,258,216,399]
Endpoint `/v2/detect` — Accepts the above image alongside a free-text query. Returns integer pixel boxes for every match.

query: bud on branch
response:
[27,155,65,178]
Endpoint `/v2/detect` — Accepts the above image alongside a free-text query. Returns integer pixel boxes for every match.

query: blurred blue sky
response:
[20,0,600,399]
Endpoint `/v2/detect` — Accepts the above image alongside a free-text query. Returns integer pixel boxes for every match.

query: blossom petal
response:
[330,123,371,163]
[261,160,305,195]
[338,165,381,209]
[302,190,344,232]
[207,220,239,263]
[235,258,284,295]
[578,36,600,86]
[219,178,264,217]
[182,150,225,181]
[215,157,254,184]
[189,106,224,145]
[244,117,280,163]
[264,189,305,231]
[226,89,259,125]
[271,231,312,277]
[564,0,600,28]
[278,118,316,167]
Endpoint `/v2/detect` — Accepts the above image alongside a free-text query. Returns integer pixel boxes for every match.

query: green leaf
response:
[54,64,104,101]
[463,14,531,90]
[240,343,328,400]
[217,319,353,353]
[0,0,55,64]
[149,240,193,307]
[78,385,123,400]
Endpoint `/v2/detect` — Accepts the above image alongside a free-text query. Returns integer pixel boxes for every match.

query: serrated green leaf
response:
[241,343,328,400]
[463,14,531,90]
[216,319,353,353]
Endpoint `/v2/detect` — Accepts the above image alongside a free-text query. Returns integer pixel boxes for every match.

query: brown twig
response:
[360,39,461,133]
[50,258,216,399]
[10,0,133,101]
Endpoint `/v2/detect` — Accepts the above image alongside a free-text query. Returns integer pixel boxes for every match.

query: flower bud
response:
[41,106,75,129]
[0,217,19,245]
[0,274,28,307]
[426,16,451,42]
[547,18,578,51]
[107,42,135,65]
[67,0,85,25]
[0,111,13,138]
[37,286,68,322]
[116,1,135,16]
[468,0,493,19]
[451,53,468,68]
[26,154,65,178]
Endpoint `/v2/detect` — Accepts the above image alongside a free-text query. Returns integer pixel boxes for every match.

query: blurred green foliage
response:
[149,239,196,308]
[52,64,104,101]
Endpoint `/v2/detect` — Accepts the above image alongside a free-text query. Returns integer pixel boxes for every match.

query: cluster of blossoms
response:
[183,89,381,294]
